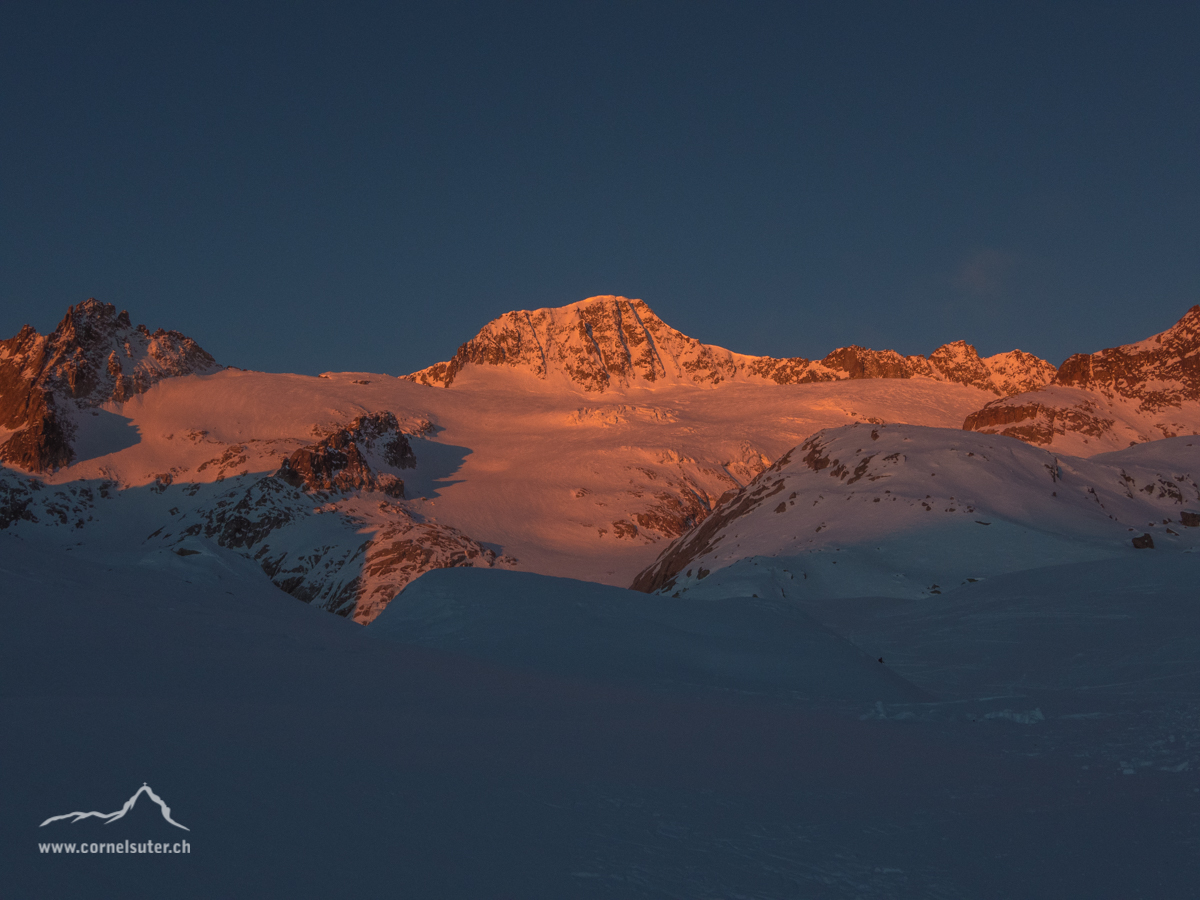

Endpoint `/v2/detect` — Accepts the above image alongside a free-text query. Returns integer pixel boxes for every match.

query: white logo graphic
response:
[40,783,190,831]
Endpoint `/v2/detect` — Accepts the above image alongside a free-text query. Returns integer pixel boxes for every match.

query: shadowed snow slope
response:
[370,567,927,701]
[4,529,1200,898]
[796,553,1200,701]
[633,424,1200,600]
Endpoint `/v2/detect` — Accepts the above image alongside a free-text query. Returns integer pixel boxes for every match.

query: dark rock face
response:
[962,399,1116,446]
[632,487,712,538]
[161,472,509,623]
[0,299,221,472]
[195,476,304,549]
[0,473,37,529]
[0,392,74,472]
[820,346,915,380]
[1132,533,1155,549]
[275,412,414,496]
[0,468,106,531]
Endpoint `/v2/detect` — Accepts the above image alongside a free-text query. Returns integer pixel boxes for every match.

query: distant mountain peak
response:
[963,305,1200,451]
[0,299,221,472]
[405,295,1055,396]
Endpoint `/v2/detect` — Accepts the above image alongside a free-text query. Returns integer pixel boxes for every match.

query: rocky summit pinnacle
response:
[0,299,221,472]
[405,295,1056,395]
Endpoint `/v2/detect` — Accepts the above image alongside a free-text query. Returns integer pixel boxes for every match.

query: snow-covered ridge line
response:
[632,423,1200,599]
[404,295,1055,395]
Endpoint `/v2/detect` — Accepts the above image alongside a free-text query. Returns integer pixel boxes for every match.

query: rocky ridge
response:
[405,296,1054,396]
[276,412,416,498]
[155,475,512,623]
[964,306,1200,450]
[0,467,111,531]
[0,299,221,472]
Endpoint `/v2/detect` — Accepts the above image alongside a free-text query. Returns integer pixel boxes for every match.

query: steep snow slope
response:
[633,425,1200,601]
[964,305,1200,452]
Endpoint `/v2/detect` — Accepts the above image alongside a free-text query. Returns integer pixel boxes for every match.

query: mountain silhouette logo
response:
[40,783,190,831]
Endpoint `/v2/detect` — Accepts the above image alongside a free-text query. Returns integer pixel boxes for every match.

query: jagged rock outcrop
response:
[819,346,915,380]
[276,412,415,497]
[0,467,110,531]
[405,296,1054,397]
[1054,306,1200,408]
[963,306,1200,451]
[160,474,512,623]
[0,299,221,471]
[983,349,1060,396]
[407,296,759,390]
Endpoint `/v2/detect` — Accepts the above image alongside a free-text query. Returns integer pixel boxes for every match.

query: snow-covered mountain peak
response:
[405,295,755,391]
[405,295,1056,396]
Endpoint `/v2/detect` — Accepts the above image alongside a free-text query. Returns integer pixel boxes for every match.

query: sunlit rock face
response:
[276,412,415,497]
[1054,305,1200,408]
[815,341,1056,395]
[964,306,1200,451]
[406,295,776,390]
[0,299,221,471]
[981,349,1060,396]
[405,295,1054,395]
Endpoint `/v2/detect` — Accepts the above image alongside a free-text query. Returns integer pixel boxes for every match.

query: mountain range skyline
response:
[2,293,1197,623]
[5,5,1198,380]
[5,293,1198,480]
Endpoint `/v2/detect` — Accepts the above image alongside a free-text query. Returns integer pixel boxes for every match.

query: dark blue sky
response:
[3,2,1197,375]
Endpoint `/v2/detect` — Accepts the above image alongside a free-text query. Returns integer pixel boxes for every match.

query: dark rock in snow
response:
[276,412,414,496]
